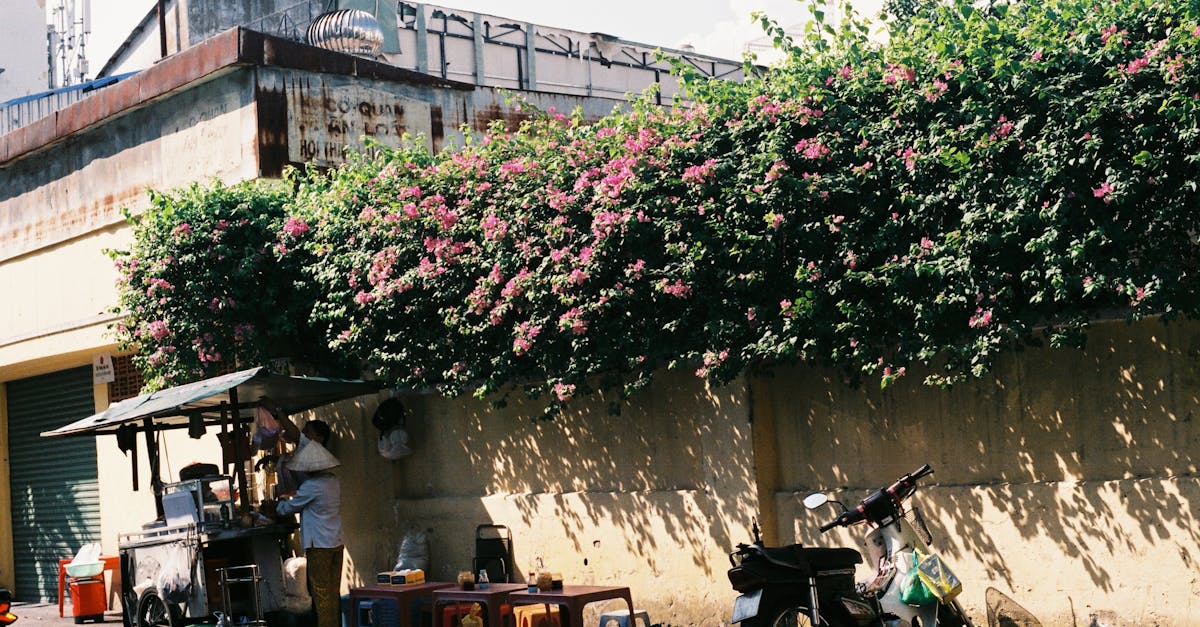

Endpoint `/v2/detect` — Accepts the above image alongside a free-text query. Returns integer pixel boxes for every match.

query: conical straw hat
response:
[285,440,341,472]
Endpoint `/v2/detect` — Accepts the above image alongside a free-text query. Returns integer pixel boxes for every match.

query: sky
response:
[84,0,887,77]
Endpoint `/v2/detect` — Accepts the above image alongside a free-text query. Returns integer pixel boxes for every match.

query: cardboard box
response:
[375,569,425,585]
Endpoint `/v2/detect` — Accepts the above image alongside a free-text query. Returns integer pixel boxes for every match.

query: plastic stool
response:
[513,605,561,627]
[597,609,650,627]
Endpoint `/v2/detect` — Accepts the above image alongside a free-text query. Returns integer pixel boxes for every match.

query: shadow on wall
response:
[291,369,756,609]
[768,317,1200,622]
[10,482,98,601]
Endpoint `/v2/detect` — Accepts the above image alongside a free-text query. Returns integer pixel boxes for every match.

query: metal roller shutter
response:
[6,366,100,602]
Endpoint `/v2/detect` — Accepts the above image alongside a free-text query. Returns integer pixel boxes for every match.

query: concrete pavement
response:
[12,602,123,627]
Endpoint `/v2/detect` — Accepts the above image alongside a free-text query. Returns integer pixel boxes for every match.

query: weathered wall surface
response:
[69,300,1200,626]
[292,369,756,626]
[0,70,259,264]
[765,317,1200,626]
[0,227,129,373]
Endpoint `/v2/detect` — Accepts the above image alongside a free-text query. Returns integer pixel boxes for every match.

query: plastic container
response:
[68,577,106,621]
[65,562,104,578]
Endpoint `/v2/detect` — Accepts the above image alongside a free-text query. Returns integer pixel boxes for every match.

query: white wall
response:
[0,0,50,102]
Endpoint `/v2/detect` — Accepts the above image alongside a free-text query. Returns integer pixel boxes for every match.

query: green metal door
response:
[6,366,100,602]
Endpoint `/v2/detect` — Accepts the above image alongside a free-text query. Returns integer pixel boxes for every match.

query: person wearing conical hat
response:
[264,422,343,627]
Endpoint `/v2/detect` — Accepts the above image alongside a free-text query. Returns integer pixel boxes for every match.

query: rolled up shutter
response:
[6,366,99,602]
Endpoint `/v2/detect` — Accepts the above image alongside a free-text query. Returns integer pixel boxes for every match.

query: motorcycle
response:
[0,589,17,625]
[727,464,974,627]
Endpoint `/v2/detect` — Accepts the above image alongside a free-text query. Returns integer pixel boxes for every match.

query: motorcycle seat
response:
[804,547,863,571]
[759,545,862,573]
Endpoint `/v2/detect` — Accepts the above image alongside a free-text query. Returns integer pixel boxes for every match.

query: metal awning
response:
[42,366,379,438]
[40,366,379,517]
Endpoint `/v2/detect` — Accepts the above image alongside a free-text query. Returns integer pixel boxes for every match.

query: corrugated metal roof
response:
[42,366,379,437]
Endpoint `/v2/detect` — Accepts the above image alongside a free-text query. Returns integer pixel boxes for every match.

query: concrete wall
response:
[763,317,1200,626]
[389,2,738,102]
[291,369,756,625]
[283,316,1200,626]
[0,70,260,264]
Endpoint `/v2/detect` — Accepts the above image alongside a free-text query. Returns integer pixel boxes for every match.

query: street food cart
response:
[42,367,378,627]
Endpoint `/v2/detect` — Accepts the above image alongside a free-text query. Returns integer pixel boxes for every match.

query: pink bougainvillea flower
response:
[795,138,831,160]
[682,158,717,184]
[926,78,949,102]
[553,382,576,402]
[969,308,994,328]
[282,217,310,238]
[148,320,169,340]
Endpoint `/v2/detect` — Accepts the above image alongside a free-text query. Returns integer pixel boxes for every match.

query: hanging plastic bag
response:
[280,557,311,614]
[252,406,282,451]
[378,426,412,460]
[155,542,195,604]
[394,530,429,571]
[897,551,937,606]
[916,551,963,602]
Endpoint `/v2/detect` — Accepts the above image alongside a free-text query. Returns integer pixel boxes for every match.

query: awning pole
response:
[228,387,252,514]
[144,417,164,519]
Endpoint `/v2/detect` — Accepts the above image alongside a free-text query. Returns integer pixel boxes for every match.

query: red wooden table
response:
[507,585,634,627]
[349,582,454,627]
[432,583,525,627]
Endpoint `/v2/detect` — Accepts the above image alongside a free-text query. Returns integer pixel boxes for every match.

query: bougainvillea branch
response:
[113,0,1200,415]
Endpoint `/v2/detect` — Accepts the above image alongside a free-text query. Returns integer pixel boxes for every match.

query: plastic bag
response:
[155,542,195,604]
[378,426,412,460]
[280,557,311,614]
[252,406,282,451]
[916,551,962,602]
[897,551,937,606]
[394,530,429,571]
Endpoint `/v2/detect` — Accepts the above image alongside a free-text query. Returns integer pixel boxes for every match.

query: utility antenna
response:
[48,0,91,87]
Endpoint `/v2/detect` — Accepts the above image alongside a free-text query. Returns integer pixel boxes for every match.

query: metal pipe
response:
[227,388,252,514]
[157,0,167,58]
[144,417,164,519]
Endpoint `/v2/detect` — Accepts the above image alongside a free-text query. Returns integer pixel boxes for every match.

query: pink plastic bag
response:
[252,406,282,451]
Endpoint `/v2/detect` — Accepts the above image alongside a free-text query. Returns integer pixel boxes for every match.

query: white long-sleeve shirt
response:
[276,473,344,549]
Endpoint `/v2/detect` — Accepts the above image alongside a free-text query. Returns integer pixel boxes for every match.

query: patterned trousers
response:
[305,545,344,627]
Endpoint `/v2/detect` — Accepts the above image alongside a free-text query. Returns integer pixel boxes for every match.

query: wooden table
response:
[507,585,634,627]
[432,582,526,627]
[349,582,454,627]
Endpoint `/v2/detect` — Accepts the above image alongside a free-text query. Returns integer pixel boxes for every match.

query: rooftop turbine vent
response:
[307,9,385,59]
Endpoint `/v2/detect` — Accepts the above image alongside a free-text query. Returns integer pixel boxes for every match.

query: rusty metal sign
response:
[287,77,433,167]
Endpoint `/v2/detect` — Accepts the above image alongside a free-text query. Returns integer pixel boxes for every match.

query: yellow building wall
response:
[276,369,756,625]
[288,316,1200,626]
[763,317,1200,626]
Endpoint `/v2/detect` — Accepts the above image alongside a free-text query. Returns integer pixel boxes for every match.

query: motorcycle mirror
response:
[802,493,829,509]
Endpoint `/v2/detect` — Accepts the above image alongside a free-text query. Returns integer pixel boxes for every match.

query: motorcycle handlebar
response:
[817,464,934,532]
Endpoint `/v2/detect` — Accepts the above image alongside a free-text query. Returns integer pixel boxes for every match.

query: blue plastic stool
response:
[598,609,651,627]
